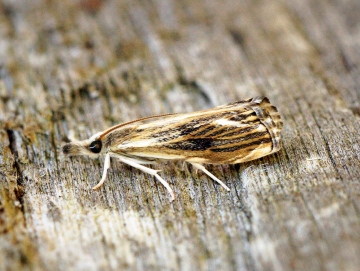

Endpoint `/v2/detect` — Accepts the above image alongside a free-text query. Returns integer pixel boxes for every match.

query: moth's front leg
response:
[93,152,111,190]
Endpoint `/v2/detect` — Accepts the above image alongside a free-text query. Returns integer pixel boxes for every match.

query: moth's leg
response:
[114,154,175,202]
[189,162,230,191]
[92,152,111,190]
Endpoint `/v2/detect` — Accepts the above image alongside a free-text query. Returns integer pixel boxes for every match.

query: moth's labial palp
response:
[62,144,72,154]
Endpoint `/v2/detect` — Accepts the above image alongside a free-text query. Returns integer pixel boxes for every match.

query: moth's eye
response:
[89,140,102,153]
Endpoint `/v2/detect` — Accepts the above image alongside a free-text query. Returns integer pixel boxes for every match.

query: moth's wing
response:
[110,97,282,164]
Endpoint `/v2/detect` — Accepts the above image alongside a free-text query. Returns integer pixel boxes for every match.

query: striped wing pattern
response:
[103,97,282,164]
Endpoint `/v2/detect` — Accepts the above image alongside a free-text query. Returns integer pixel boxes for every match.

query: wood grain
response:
[0,0,359,270]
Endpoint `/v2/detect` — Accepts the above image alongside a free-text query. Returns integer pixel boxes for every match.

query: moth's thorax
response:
[101,125,138,150]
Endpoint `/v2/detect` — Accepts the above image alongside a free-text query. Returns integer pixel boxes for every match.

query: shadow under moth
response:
[63,96,283,201]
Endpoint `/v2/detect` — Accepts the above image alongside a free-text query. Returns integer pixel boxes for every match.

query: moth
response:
[63,96,283,201]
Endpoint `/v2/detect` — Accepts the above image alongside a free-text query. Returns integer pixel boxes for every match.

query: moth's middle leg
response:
[111,153,175,202]
[189,162,230,191]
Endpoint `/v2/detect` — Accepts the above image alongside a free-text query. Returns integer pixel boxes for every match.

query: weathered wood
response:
[0,0,359,270]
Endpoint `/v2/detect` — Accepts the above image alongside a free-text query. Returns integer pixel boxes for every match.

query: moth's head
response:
[62,132,104,158]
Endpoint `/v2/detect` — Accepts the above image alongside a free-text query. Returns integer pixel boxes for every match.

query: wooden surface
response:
[1,0,359,270]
